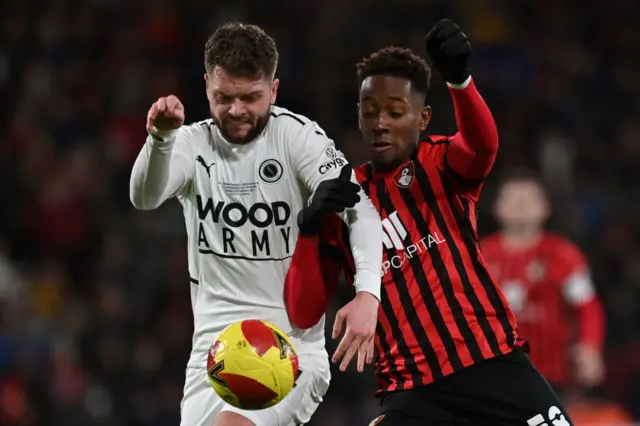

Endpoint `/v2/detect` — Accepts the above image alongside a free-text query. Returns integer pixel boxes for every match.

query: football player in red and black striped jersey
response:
[284,19,575,426]
[482,169,605,397]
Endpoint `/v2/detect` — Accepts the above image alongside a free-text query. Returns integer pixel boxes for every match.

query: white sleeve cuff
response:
[446,76,472,90]
[354,269,381,301]
[149,127,178,148]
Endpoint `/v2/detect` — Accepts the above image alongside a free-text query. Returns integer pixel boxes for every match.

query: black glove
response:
[425,19,472,85]
[298,165,361,236]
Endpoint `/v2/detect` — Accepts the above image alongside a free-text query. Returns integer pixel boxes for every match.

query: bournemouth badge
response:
[394,162,415,188]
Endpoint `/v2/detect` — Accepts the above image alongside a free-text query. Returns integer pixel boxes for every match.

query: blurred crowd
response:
[2,0,640,425]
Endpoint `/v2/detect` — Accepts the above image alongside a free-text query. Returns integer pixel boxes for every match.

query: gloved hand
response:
[298,165,361,236]
[424,19,472,85]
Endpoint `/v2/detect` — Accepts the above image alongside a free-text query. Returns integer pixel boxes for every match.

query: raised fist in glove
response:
[298,165,361,236]
[425,19,472,85]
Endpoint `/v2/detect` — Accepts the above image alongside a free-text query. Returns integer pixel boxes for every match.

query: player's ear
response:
[204,73,214,102]
[540,195,551,222]
[357,103,362,131]
[270,78,280,105]
[419,105,431,131]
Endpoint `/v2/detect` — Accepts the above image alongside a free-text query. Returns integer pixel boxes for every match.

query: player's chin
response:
[222,126,255,144]
[368,146,398,164]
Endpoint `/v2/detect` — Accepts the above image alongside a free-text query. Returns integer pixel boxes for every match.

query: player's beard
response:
[212,110,270,144]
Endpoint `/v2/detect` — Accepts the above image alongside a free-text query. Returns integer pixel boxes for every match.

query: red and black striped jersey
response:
[285,138,524,394]
[284,78,524,394]
[359,137,523,392]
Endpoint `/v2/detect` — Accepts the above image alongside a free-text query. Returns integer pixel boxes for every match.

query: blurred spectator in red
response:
[482,169,605,396]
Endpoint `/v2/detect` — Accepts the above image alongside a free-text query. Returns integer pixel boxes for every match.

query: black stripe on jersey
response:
[198,249,293,262]
[411,156,485,364]
[393,173,464,374]
[424,136,449,145]
[270,112,324,136]
[357,182,405,387]
[441,172,515,349]
[376,179,429,387]
[190,277,199,285]
[460,197,480,246]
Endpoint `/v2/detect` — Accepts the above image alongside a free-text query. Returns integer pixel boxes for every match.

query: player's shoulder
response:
[480,233,502,250]
[268,106,327,140]
[419,135,450,150]
[353,162,371,183]
[543,232,585,254]
[179,118,215,140]
[416,135,452,162]
[543,232,588,266]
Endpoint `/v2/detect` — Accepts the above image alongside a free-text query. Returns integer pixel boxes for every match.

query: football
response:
[207,319,299,410]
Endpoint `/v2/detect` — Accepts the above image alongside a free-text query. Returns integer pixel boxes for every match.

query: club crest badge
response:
[394,162,415,188]
[526,259,546,283]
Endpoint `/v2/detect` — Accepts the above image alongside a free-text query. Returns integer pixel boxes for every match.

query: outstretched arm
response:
[424,19,499,190]
[130,96,195,210]
[130,128,195,209]
[446,78,499,185]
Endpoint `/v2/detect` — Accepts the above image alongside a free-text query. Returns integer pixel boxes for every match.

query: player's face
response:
[205,66,279,144]
[494,181,549,231]
[358,75,430,169]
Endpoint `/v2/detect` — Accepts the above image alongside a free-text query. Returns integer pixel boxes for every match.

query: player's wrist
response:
[297,208,321,236]
[354,270,381,301]
[149,126,178,147]
[355,289,380,303]
[446,75,472,90]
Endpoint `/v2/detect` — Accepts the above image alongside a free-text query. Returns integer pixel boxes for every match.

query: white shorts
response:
[180,353,330,426]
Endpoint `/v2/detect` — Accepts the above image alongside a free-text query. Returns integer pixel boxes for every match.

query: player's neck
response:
[371,156,411,175]
[500,230,543,251]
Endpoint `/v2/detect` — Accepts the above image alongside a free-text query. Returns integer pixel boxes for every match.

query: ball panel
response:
[240,319,279,357]
[290,352,299,382]
[207,340,222,371]
[272,359,296,396]
[220,372,279,410]
[207,320,301,411]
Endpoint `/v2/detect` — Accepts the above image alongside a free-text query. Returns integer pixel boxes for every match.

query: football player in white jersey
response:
[129,23,383,426]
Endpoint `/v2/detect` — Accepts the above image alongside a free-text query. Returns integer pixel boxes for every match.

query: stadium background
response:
[1,0,639,424]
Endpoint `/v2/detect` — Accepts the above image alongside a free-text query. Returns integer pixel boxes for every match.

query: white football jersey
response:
[130,106,382,370]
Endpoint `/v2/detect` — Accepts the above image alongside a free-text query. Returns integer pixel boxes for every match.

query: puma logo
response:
[196,155,215,177]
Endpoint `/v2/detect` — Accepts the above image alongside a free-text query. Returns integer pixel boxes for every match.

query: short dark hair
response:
[356,46,431,99]
[499,168,544,188]
[204,22,278,79]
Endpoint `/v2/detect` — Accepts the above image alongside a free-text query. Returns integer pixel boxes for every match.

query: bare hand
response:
[574,344,604,388]
[331,291,379,372]
[146,95,185,133]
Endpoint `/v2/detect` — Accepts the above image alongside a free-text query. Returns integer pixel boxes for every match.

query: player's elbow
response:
[287,307,322,330]
[467,132,499,156]
[284,289,323,329]
[481,133,499,155]
[129,190,160,211]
